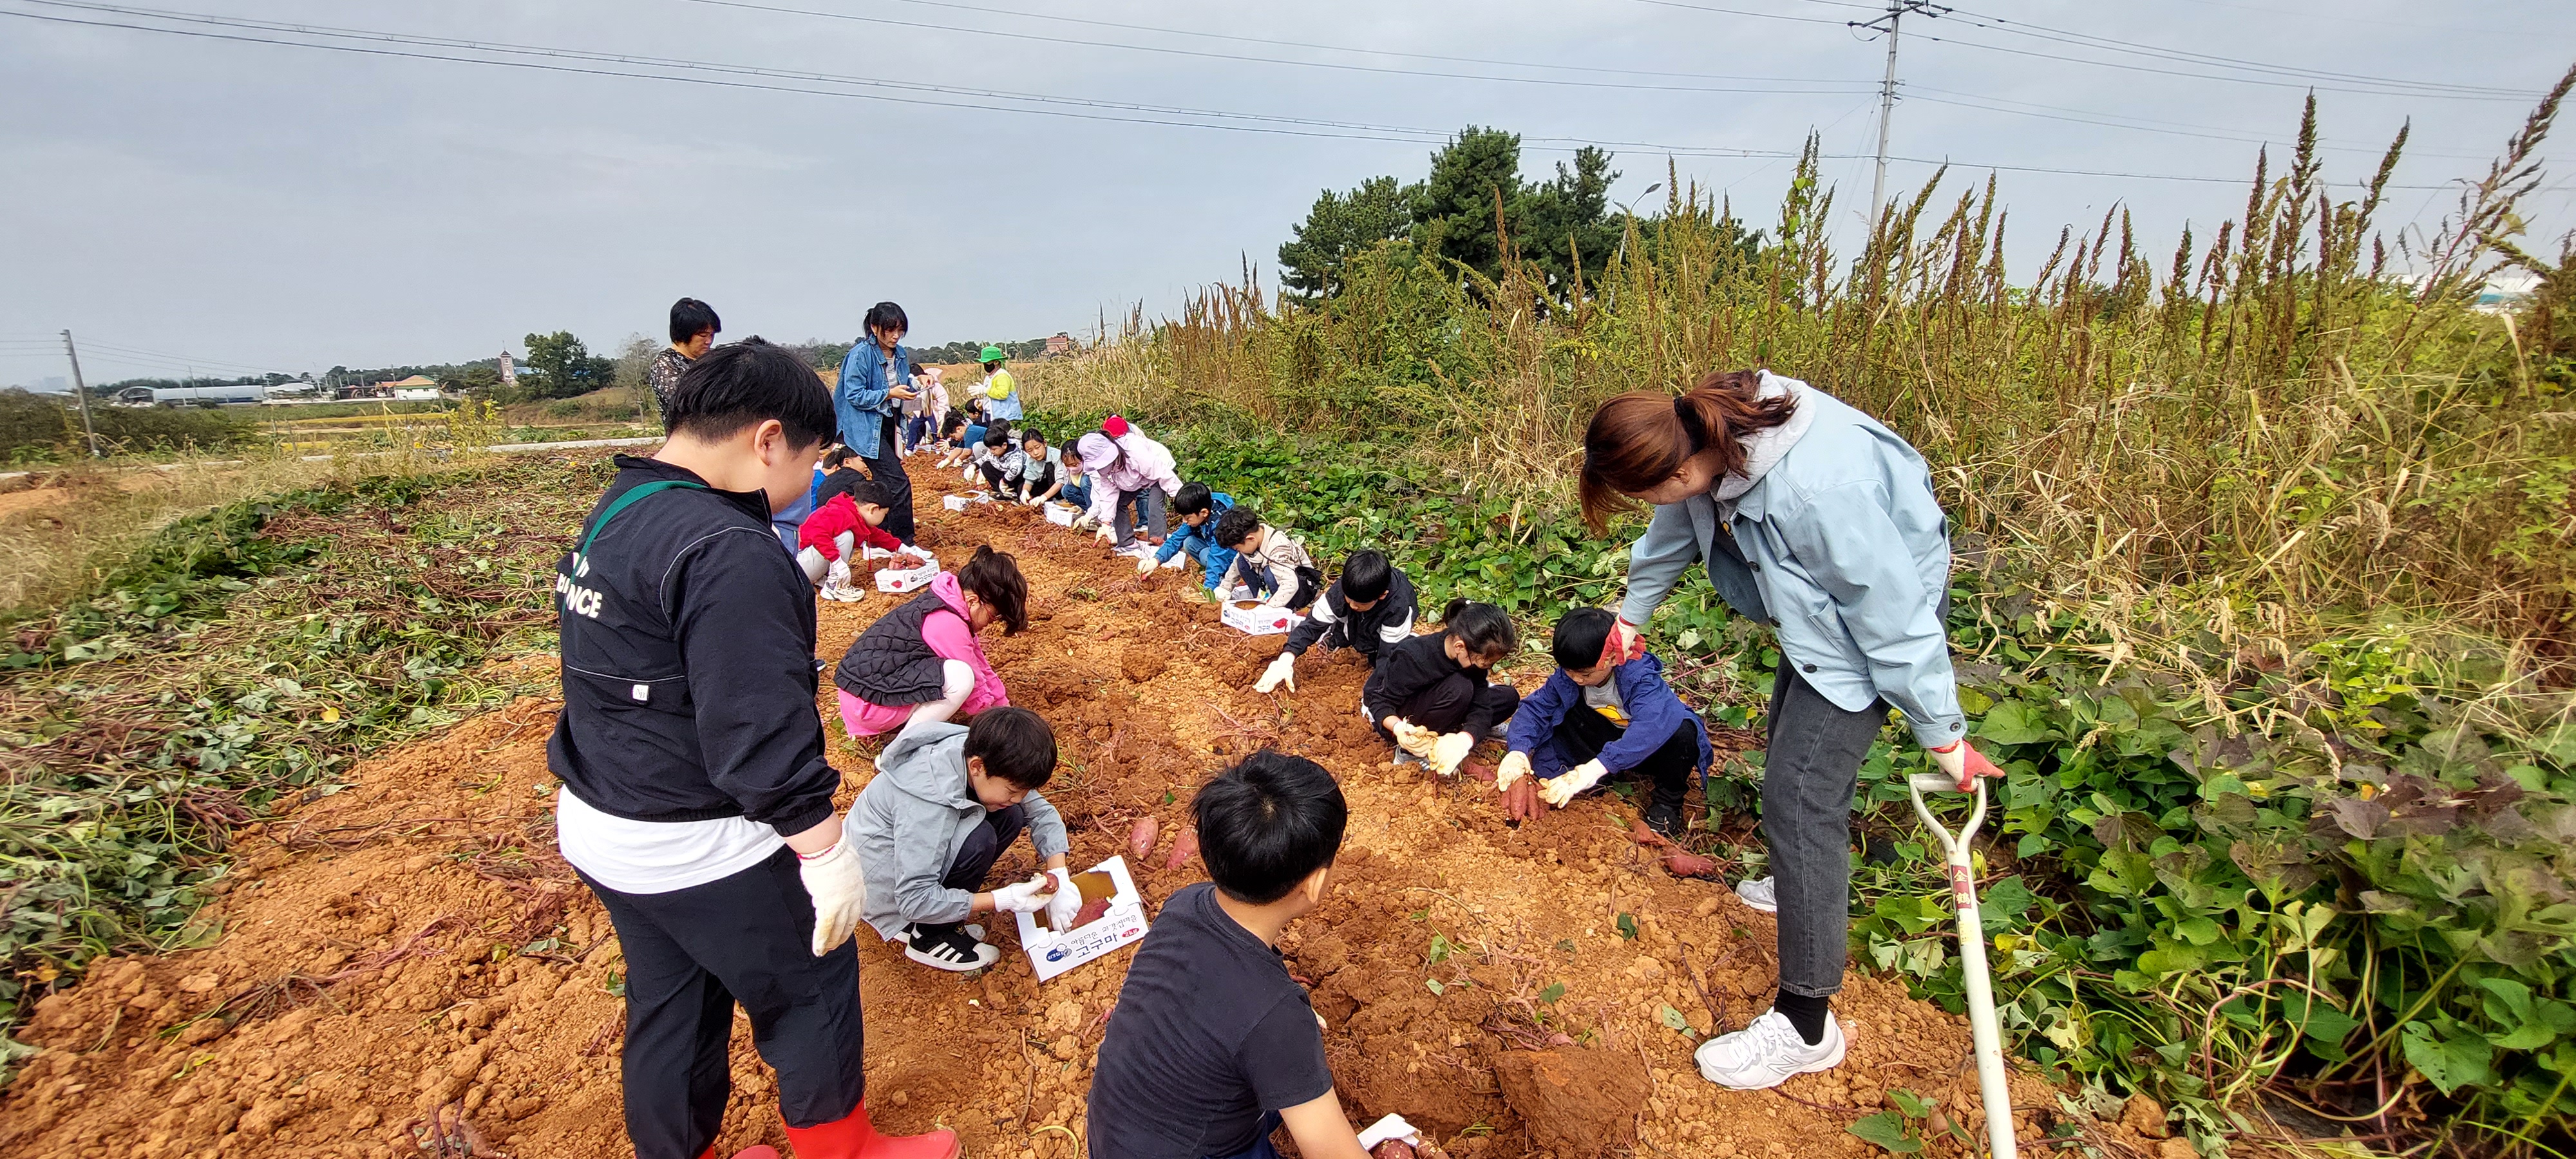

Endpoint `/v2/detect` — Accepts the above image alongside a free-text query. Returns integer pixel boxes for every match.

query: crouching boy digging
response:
[1088,751,1379,1159]
[855,707,1082,972]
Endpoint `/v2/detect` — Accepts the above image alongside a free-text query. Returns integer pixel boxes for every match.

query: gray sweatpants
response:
[1761,662,1891,999]
[1112,486,1167,551]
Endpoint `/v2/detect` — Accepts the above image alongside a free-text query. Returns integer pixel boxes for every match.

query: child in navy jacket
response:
[1498,607,1711,836]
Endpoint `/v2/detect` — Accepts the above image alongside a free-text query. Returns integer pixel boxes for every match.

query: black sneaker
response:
[1643,801,1685,838]
[904,923,1001,972]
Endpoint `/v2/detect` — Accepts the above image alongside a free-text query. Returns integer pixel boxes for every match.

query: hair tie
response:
[1673,395,1707,453]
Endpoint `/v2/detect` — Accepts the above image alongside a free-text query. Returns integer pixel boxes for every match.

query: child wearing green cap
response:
[979,346,1021,426]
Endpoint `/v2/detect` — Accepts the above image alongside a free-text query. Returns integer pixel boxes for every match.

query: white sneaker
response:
[1695,1009,1845,1089]
[1734,876,1778,914]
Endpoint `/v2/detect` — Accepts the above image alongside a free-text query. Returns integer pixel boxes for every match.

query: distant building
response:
[1043,332,1077,359]
[498,352,516,385]
[2475,270,2540,315]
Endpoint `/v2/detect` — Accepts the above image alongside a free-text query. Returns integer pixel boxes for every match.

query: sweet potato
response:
[1164,826,1200,871]
[1128,816,1160,862]
[1073,897,1111,927]
[1662,851,1721,879]
[1372,1141,1416,1159]
[1501,778,1542,825]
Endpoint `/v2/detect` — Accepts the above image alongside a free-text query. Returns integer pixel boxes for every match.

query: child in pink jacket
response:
[1075,415,1182,554]
[829,547,1028,737]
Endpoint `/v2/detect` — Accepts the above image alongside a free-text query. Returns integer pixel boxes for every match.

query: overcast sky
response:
[3,0,2570,386]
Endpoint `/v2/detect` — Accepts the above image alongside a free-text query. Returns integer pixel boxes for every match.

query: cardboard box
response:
[861,545,935,565]
[1220,600,1303,636]
[875,561,939,593]
[1013,855,1149,983]
[942,495,971,512]
[1044,503,1077,527]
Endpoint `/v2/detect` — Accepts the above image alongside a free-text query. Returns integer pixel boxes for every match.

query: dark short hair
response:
[864,301,909,337]
[1193,751,1346,905]
[958,545,1028,634]
[669,297,720,344]
[1553,606,1616,670]
[665,339,833,448]
[1020,428,1047,447]
[1211,506,1261,551]
[1341,550,1391,603]
[1175,482,1215,517]
[844,475,892,509]
[1441,599,1518,661]
[964,706,1057,791]
[983,428,1012,449]
[822,445,857,469]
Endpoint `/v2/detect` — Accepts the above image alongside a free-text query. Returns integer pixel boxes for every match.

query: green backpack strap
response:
[579,480,710,556]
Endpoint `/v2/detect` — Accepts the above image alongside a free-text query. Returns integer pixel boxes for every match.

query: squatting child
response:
[1361,599,1520,778]
[1087,750,1383,1159]
[1211,507,1319,610]
[795,476,931,601]
[1135,482,1237,592]
[1494,607,1712,834]
[831,545,1026,737]
[1252,549,1417,694]
[854,707,1081,972]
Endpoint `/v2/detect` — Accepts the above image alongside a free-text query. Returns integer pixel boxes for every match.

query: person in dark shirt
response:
[645,297,720,415]
[1088,751,1377,1159]
[1361,599,1521,777]
[549,339,955,1159]
[1253,550,1417,694]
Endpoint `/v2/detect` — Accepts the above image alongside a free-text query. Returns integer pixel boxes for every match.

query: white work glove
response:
[991,874,1055,914]
[797,836,867,956]
[1135,552,1158,574]
[1356,1114,1424,1151]
[1253,652,1297,693]
[1494,750,1531,791]
[1539,759,1610,807]
[1043,867,1082,930]
[1430,731,1474,777]
[1387,718,1439,759]
[1094,524,1115,545]
[1927,739,2005,791]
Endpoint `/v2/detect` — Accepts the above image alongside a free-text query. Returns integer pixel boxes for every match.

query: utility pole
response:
[61,330,100,458]
[1855,0,1949,236]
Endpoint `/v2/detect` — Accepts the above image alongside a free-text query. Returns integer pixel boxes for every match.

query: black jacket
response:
[1282,566,1417,661]
[1361,628,1488,722]
[833,589,951,706]
[546,455,838,838]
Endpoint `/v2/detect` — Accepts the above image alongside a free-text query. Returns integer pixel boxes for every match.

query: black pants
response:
[861,413,915,542]
[935,804,1027,907]
[1385,674,1520,739]
[580,848,864,1159]
[977,461,1016,494]
[1550,706,1697,810]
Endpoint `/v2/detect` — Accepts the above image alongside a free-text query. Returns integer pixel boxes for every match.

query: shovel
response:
[1905,771,2018,1159]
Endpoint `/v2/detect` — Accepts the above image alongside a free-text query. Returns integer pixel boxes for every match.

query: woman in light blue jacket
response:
[1578,368,2002,1092]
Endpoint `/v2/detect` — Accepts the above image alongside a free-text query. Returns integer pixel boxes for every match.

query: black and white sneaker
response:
[904,923,1001,972]
[1643,801,1685,838]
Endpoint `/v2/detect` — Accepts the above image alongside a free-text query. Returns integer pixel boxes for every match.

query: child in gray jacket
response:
[855,707,1082,972]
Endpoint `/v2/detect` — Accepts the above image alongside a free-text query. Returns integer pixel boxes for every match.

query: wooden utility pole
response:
[61,329,101,458]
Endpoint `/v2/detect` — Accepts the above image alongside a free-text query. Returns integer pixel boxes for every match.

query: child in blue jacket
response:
[1498,607,1711,836]
[1133,482,1238,596]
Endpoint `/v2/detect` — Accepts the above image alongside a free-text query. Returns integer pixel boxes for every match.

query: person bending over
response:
[1253,549,1416,694]
[854,707,1080,972]
[1493,607,1711,833]
[831,545,1027,738]
[1213,507,1320,610]
[1361,599,1519,778]
[1137,482,1237,592]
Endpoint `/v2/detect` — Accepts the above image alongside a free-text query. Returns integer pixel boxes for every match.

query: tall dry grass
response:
[1030,77,2576,678]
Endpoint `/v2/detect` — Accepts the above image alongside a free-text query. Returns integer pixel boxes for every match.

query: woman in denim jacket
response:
[1579,368,2003,1092]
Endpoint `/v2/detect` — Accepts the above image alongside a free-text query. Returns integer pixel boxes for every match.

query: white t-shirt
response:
[554,786,785,895]
[1582,679,1630,726]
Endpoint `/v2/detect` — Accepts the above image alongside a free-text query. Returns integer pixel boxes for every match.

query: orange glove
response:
[1927,739,2004,791]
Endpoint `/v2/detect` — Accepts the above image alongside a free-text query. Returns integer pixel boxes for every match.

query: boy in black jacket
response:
[549,339,956,1159]
[1251,550,1416,694]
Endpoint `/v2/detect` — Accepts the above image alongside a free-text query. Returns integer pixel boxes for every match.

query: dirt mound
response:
[0,462,2059,1158]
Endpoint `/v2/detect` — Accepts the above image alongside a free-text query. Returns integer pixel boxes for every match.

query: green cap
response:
[978,344,1005,363]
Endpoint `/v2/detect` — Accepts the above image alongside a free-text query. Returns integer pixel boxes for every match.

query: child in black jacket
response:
[1361,599,1519,778]
[549,339,955,1159]
[1252,550,1416,694]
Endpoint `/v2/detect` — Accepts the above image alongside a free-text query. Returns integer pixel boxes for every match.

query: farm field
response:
[0,457,2141,1159]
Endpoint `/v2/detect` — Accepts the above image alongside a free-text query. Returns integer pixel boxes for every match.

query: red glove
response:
[1608,616,1646,663]
[1927,739,2004,791]
[798,494,864,562]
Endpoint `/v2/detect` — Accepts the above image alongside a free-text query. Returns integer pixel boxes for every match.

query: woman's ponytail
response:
[1577,369,1795,534]
[957,545,1029,634]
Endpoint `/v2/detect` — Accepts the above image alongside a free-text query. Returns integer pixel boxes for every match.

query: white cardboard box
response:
[860,544,934,565]
[941,495,971,512]
[875,561,939,593]
[1013,855,1149,983]
[1044,502,1077,527]
[1220,600,1304,636]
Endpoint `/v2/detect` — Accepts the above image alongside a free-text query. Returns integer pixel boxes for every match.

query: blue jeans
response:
[1209,1111,1284,1159]
[902,413,933,451]
[1058,480,1092,510]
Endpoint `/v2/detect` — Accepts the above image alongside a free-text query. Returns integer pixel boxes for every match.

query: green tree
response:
[521,332,616,399]
[1410,126,1527,284]
[1279,175,1418,300]
[1519,147,1621,297]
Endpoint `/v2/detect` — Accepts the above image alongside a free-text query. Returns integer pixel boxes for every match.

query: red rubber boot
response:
[782,1100,960,1159]
[696,1147,780,1159]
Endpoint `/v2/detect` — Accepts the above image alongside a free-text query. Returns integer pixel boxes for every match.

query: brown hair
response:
[1577,370,1797,534]
[957,545,1029,634]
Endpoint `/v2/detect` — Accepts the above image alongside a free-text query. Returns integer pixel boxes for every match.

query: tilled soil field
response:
[0,460,2072,1159]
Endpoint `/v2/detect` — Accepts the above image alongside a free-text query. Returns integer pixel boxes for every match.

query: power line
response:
[1904,88,2496,160]
[1912,24,2542,102]
[1619,0,1852,24]
[2159,0,2523,39]
[675,0,1871,95]
[0,1,2481,191]
[1939,6,2534,98]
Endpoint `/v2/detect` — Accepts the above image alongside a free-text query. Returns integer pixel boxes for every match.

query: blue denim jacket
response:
[833,341,911,457]
[1618,376,1964,747]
